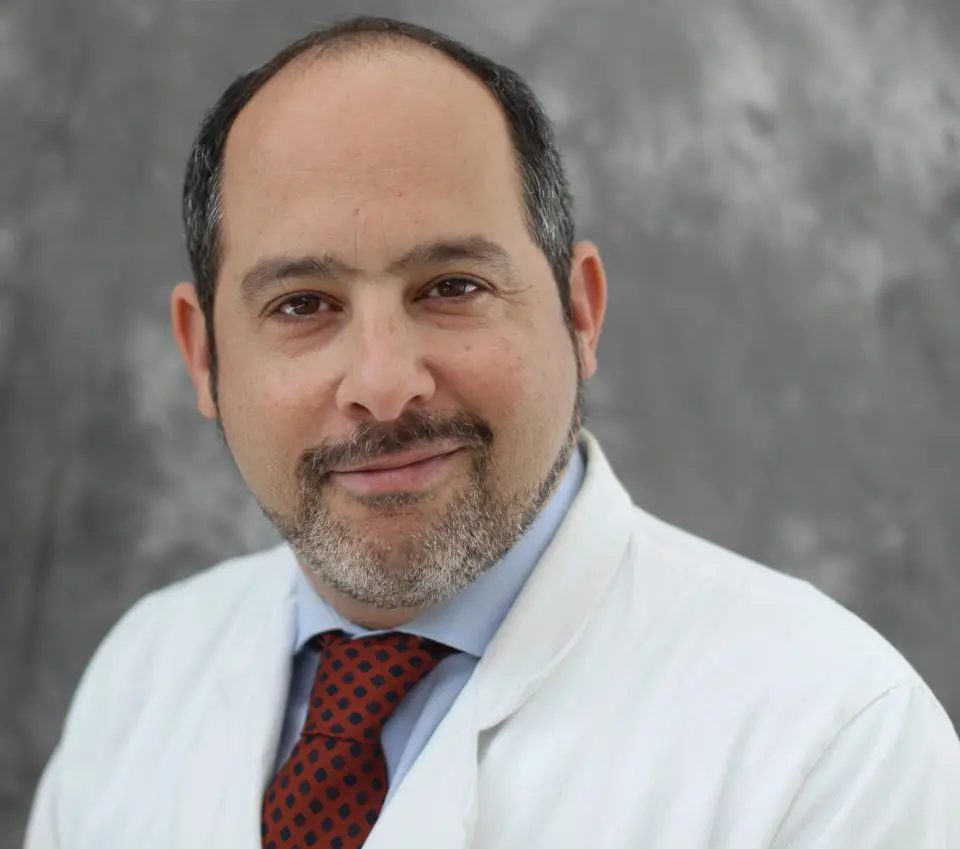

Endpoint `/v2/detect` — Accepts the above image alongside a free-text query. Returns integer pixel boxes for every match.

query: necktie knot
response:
[303,630,454,743]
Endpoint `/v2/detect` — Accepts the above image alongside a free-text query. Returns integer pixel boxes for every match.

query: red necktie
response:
[262,629,454,848]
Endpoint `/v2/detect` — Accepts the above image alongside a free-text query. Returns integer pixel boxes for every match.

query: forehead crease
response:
[235,113,498,186]
[223,129,514,234]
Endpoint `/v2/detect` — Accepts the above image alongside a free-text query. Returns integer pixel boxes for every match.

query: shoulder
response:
[29,545,299,841]
[624,505,931,706]
[60,544,297,734]
[103,543,295,648]
[623,511,960,842]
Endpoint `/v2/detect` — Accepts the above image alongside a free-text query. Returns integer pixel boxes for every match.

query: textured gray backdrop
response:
[2,0,959,843]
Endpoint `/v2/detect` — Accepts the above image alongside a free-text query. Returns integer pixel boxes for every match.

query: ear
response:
[567,241,608,380]
[171,282,218,420]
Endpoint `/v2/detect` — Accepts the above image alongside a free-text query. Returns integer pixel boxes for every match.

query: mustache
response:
[296,410,494,482]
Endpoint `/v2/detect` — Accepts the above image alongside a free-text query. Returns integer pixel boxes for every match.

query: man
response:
[24,14,960,849]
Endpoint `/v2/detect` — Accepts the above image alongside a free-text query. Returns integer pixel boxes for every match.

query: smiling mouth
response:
[330,447,464,495]
[334,444,461,474]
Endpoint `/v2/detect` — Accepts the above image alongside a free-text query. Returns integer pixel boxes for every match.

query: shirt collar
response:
[292,442,586,658]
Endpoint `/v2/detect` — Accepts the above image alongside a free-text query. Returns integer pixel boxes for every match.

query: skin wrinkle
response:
[172,42,606,629]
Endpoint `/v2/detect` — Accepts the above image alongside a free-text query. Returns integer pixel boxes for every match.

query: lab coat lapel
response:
[473,430,635,727]
[178,547,299,849]
[364,675,482,849]
[364,430,636,848]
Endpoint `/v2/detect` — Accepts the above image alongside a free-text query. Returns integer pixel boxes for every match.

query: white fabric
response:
[25,430,960,848]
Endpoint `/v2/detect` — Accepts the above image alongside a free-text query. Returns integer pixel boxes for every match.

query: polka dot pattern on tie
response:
[261,629,454,848]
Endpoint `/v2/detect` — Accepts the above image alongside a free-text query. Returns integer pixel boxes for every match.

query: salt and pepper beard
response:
[253,379,584,611]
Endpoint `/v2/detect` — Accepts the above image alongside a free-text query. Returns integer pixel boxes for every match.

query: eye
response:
[424,277,484,300]
[272,294,332,319]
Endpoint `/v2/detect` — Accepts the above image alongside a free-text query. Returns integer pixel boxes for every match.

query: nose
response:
[335,298,436,422]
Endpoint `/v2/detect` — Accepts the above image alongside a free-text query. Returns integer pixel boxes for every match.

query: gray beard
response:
[263,412,581,611]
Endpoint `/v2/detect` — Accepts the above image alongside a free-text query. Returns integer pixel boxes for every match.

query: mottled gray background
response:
[2,0,959,843]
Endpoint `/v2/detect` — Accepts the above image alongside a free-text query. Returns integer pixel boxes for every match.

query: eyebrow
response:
[238,235,518,305]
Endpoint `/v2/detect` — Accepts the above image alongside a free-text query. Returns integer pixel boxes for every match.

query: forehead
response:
[218,45,528,276]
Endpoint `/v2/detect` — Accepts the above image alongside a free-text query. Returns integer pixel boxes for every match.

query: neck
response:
[301,569,429,629]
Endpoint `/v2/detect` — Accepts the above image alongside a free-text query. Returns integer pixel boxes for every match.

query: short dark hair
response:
[182,15,576,405]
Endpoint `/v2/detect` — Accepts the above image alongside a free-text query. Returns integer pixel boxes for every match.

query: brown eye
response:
[276,295,326,318]
[426,277,483,299]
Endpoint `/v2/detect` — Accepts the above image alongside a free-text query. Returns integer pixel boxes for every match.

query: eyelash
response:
[269,277,487,322]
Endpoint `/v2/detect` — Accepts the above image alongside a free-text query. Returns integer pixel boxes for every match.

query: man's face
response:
[185,47,603,621]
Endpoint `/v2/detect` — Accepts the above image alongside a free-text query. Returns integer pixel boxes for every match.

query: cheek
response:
[259,362,331,423]
[218,348,331,470]
[455,325,573,439]
[219,336,324,415]
[451,331,532,411]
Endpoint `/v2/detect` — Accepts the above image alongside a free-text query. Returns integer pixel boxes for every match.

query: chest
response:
[464,645,813,849]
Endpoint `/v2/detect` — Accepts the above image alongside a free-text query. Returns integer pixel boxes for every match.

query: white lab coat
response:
[25,430,960,848]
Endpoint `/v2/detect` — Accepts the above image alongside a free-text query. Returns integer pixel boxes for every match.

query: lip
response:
[330,446,465,496]
[334,444,461,474]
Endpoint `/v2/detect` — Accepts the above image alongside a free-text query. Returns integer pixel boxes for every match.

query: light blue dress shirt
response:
[272,443,586,807]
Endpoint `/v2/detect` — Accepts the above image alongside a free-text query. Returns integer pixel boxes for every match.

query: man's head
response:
[172,15,607,628]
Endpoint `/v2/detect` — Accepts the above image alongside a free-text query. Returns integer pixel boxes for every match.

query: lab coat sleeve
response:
[771,682,960,848]
[21,591,165,849]
[23,743,64,849]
